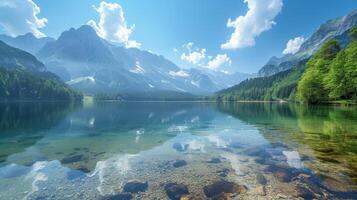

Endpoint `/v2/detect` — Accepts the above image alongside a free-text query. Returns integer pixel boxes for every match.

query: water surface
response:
[0,101,356,199]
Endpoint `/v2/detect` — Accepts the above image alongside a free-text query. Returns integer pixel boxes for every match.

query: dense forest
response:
[298,27,357,103]
[215,27,357,104]
[0,67,82,100]
[0,40,82,101]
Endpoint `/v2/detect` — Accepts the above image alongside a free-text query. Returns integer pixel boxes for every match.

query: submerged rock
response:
[207,158,221,164]
[243,147,271,158]
[164,183,189,200]
[294,185,316,200]
[173,160,187,168]
[61,154,84,164]
[101,193,132,200]
[123,180,148,193]
[318,175,356,193]
[256,172,267,185]
[172,143,188,152]
[203,180,247,198]
[210,192,233,200]
[264,165,296,182]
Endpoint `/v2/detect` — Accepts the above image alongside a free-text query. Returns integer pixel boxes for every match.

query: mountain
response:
[0,41,82,100]
[258,10,357,77]
[37,25,248,95]
[0,33,54,55]
[215,26,357,103]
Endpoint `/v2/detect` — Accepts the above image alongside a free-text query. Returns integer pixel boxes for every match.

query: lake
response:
[0,101,356,199]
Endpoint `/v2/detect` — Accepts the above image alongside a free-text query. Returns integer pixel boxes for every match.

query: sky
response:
[0,0,356,74]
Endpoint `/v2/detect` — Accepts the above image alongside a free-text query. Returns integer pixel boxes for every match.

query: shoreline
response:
[0,98,356,106]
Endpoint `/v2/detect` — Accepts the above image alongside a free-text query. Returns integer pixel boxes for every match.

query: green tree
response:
[297,40,340,103]
[325,27,357,100]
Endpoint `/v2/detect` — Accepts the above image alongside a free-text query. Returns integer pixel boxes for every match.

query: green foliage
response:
[215,61,306,101]
[0,68,82,101]
[326,41,357,100]
[349,26,357,41]
[298,35,357,103]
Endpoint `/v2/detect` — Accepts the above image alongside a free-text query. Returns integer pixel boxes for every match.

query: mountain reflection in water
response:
[0,101,356,199]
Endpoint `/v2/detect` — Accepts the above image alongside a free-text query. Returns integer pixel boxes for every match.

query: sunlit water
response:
[0,101,356,200]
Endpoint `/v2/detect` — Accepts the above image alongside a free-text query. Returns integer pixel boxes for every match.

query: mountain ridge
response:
[0,33,54,55]
[258,10,357,77]
[35,25,250,95]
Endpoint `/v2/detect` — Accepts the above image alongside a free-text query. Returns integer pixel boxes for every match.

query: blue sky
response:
[1,0,357,73]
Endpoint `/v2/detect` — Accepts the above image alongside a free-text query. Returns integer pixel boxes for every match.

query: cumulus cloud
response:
[88,1,141,48]
[0,0,48,38]
[206,54,232,70]
[282,36,305,55]
[178,42,231,70]
[221,0,283,49]
[180,42,206,65]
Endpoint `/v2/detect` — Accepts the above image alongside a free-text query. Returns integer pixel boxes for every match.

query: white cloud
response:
[282,36,305,55]
[0,0,48,38]
[169,70,190,77]
[221,0,283,49]
[177,42,232,70]
[88,1,141,48]
[206,54,232,70]
[180,42,206,65]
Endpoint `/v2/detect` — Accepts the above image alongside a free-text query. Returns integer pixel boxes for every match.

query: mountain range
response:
[0,26,251,95]
[0,33,54,55]
[258,10,357,77]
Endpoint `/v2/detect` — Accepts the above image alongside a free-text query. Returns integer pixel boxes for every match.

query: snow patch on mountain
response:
[129,61,145,74]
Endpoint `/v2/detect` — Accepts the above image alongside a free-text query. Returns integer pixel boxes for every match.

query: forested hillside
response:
[215,61,306,101]
[215,27,357,103]
[0,41,82,101]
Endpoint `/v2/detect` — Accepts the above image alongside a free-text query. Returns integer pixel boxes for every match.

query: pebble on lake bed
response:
[172,160,187,168]
[123,180,148,193]
[101,193,133,200]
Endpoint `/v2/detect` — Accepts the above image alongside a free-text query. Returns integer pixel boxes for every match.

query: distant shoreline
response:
[0,99,356,106]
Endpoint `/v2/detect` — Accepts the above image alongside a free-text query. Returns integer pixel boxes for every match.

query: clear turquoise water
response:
[0,101,356,199]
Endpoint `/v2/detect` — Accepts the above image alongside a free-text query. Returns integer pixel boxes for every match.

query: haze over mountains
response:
[258,10,357,77]
[0,40,81,100]
[0,25,251,95]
